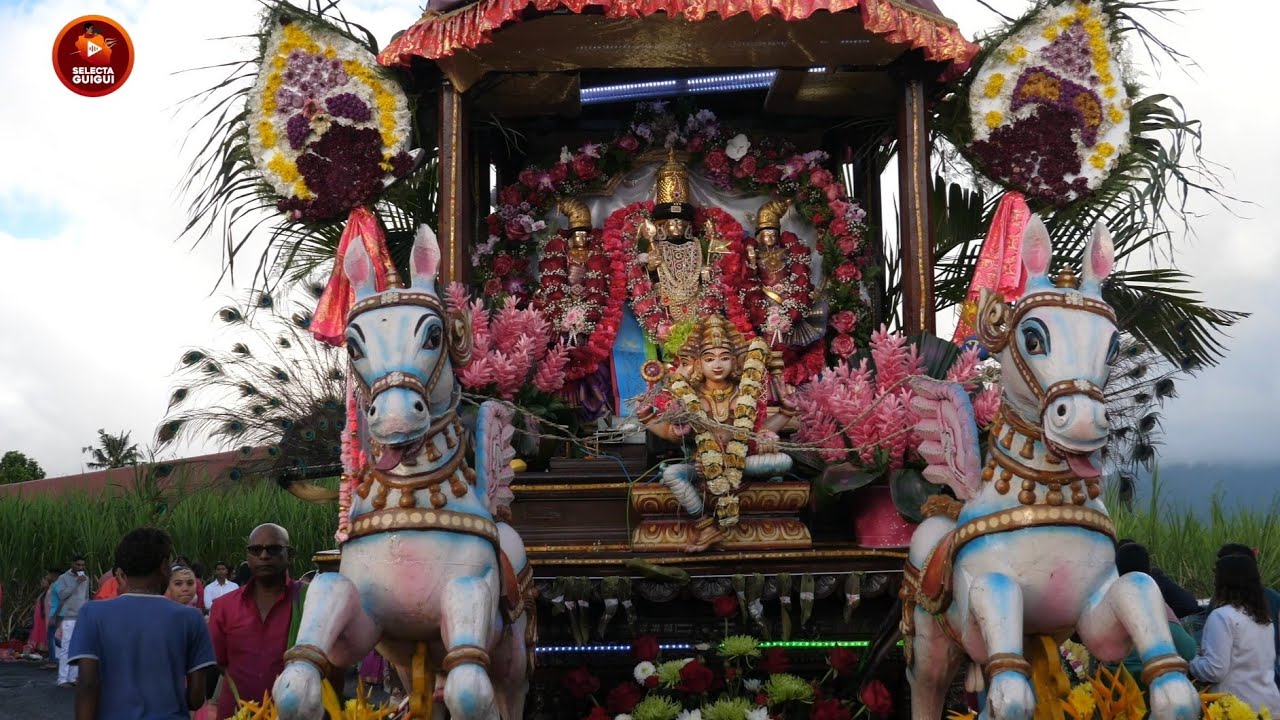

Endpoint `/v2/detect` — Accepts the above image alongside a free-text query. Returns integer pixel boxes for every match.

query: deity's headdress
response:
[755,198,790,232]
[653,149,694,222]
[680,314,745,362]
[557,197,593,233]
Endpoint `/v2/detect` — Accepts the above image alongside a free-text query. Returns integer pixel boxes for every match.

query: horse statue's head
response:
[343,225,473,472]
[976,217,1119,478]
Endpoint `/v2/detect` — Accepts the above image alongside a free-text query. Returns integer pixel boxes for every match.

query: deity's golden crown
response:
[557,197,593,231]
[682,314,743,358]
[654,149,693,220]
[755,198,790,231]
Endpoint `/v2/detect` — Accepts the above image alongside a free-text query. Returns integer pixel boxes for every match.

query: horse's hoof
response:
[983,672,1035,720]
[443,663,497,719]
[1149,673,1200,720]
[273,663,325,720]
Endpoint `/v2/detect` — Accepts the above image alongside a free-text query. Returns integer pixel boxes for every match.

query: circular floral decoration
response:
[967,1,1131,206]
[534,228,629,381]
[247,17,416,222]
[475,104,876,353]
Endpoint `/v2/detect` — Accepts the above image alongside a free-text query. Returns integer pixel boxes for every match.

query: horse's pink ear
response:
[1082,221,1115,289]
[343,236,378,297]
[410,225,441,287]
[1021,216,1052,278]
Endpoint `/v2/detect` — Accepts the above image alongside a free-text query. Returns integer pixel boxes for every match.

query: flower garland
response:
[743,230,815,343]
[534,228,629,381]
[967,1,1131,206]
[623,204,754,348]
[474,103,874,347]
[247,16,415,221]
[666,337,768,527]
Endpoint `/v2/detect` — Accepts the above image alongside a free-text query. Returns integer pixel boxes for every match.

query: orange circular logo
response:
[51,15,134,97]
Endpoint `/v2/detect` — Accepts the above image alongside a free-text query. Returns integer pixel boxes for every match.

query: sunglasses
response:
[245,544,288,557]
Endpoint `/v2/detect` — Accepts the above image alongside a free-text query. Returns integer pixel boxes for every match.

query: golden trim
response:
[908,80,931,333]
[526,544,632,553]
[954,504,1115,549]
[528,547,907,567]
[347,506,500,544]
[511,482,631,494]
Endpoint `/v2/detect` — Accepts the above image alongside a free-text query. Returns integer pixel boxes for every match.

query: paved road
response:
[0,662,71,720]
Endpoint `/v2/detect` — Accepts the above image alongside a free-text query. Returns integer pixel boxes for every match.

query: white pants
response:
[57,618,78,685]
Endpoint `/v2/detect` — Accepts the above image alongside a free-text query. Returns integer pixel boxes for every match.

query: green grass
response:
[1,471,336,639]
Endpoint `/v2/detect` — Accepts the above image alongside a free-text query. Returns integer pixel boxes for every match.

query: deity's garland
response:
[534,227,629,381]
[246,17,415,221]
[667,337,769,527]
[966,1,1131,206]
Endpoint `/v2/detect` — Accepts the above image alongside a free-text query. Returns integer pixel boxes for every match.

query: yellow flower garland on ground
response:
[668,336,769,527]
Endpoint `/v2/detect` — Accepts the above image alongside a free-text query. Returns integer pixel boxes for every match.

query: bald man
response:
[207,524,301,718]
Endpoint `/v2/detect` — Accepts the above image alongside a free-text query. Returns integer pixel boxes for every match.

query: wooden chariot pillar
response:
[896,74,935,336]
[437,79,472,288]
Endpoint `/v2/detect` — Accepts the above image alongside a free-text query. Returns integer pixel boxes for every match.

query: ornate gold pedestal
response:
[630,481,812,551]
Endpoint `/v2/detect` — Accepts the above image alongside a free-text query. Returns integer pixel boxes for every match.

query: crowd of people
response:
[1110,540,1280,715]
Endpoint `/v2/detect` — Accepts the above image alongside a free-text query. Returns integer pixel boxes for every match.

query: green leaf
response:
[890,468,941,524]
[818,463,880,495]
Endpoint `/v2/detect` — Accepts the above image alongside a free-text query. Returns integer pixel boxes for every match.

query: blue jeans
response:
[47,625,57,655]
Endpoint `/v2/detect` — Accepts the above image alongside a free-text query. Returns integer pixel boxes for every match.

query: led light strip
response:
[532,640,902,655]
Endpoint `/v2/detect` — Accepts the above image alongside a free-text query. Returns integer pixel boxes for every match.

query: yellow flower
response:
[1108,106,1125,123]
[1043,25,1060,41]
[258,120,277,150]
[1098,69,1115,85]
[983,73,1006,99]
[1095,143,1115,158]
[282,24,319,54]
[1065,683,1096,720]
[324,46,337,59]
[1089,154,1106,169]
[1104,86,1118,99]
[293,181,313,200]
[985,110,1004,129]
[1007,46,1028,63]
[1219,695,1262,720]
[267,152,300,185]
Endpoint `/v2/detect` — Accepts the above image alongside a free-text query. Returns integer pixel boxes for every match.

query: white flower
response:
[677,711,702,720]
[695,109,717,124]
[580,142,603,158]
[747,708,769,720]
[725,134,752,160]
[560,146,573,164]
[742,678,762,692]
[634,661,657,684]
[616,715,633,720]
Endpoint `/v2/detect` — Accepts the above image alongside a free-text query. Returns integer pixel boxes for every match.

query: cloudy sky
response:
[0,0,1275,478]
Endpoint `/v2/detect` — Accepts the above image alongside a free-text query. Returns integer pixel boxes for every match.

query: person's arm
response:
[187,609,217,709]
[206,602,228,703]
[1190,610,1231,683]
[1170,619,1198,661]
[74,659,100,720]
[55,576,74,603]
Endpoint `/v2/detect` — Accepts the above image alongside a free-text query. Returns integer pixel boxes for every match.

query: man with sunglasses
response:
[207,524,301,719]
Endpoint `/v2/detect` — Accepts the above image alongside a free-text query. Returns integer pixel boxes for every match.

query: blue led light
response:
[533,643,694,654]
[580,70,783,105]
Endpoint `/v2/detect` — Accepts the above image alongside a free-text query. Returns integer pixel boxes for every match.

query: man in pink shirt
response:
[207,524,301,718]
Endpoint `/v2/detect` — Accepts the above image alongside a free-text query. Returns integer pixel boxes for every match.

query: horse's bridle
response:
[977,286,1116,433]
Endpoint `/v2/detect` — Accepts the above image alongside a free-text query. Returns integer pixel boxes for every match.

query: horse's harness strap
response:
[348,289,446,319]
[953,504,1116,552]
[348,290,451,407]
[347,506,500,545]
[1005,291,1113,419]
[367,444,466,491]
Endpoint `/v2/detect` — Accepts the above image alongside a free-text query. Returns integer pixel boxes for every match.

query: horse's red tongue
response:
[1066,453,1101,479]
[375,445,405,472]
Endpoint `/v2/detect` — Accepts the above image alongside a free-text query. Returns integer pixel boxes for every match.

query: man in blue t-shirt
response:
[68,527,216,720]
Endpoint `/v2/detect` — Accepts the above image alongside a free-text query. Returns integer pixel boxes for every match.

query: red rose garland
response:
[534,228,629,381]
[621,203,754,344]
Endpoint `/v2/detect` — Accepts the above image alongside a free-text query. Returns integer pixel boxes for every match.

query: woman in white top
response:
[1191,553,1280,715]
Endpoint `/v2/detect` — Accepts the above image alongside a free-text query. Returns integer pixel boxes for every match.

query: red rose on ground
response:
[831,334,857,358]
[756,164,782,185]
[830,310,857,335]
[492,254,514,277]
[829,647,859,676]
[705,148,729,172]
[583,707,610,720]
[760,648,790,674]
[632,635,660,663]
[504,218,530,242]
[677,660,715,694]
[619,135,640,151]
[563,667,600,699]
[812,699,852,720]
[606,682,643,713]
[860,679,893,715]
[498,185,523,207]
[552,162,570,183]
[712,595,738,618]
[572,155,600,180]
[483,278,502,296]
[835,262,861,283]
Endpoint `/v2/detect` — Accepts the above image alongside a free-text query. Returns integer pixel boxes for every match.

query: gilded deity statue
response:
[747,197,825,348]
[749,198,791,303]
[638,150,729,323]
[557,197,594,288]
[637,314,795,552]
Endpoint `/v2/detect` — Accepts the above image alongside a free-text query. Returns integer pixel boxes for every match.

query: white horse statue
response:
[901,218,1199,720]
[273,226,534,720]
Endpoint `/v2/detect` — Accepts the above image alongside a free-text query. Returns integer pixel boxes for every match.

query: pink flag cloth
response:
[952,191,1031,346]
[310,206,398,346]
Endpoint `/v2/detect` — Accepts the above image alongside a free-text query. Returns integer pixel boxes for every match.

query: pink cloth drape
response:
[952,191,1031,346]
[310,206,398,347]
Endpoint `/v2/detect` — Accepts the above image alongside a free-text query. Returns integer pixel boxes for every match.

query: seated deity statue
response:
[636,314,795,552]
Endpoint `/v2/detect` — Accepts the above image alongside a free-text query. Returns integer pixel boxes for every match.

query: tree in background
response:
[0,450,45,485]
[81,429,142,469]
